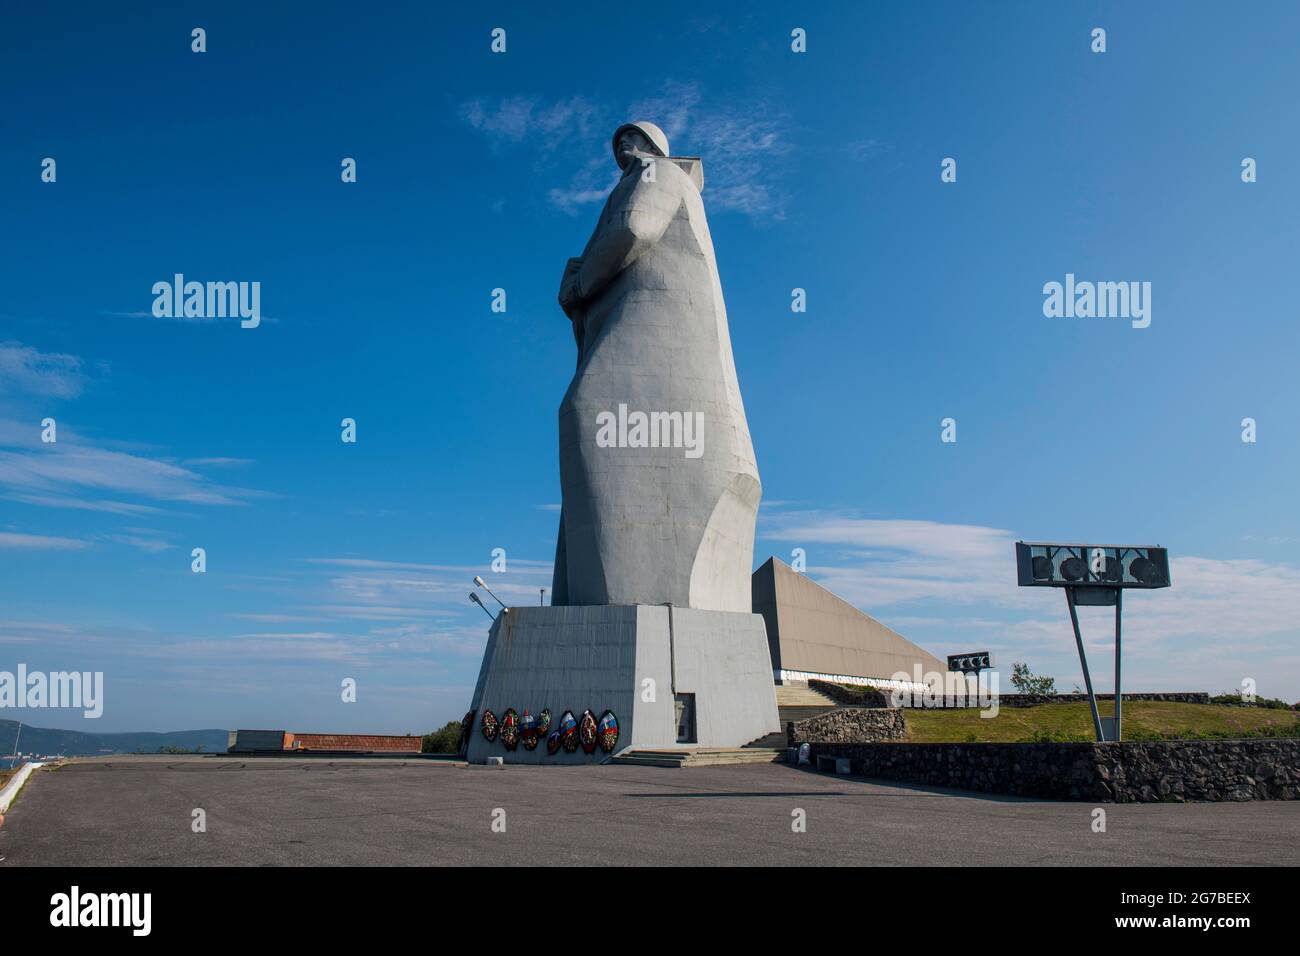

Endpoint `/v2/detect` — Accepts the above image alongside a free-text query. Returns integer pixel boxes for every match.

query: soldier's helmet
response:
[612,120,670,161]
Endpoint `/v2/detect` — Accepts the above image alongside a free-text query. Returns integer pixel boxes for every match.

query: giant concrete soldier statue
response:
[552,120,761,613]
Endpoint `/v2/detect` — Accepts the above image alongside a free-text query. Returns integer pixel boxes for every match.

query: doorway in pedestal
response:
[674,693,696,743]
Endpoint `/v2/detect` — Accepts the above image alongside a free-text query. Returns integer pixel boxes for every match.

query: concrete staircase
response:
[774,683,841,725]
[741,683,841,749]
[612,684,843,764]
[611,747,785,768]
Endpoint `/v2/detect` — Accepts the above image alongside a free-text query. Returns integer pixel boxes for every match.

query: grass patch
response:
[903,701,1300,743]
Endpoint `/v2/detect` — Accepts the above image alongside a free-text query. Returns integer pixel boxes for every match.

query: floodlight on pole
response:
[1015,542,1171,742]
[473,575,508,611]
[468,592,495,620]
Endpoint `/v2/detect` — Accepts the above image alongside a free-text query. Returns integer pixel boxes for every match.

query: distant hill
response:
[0,718,229,756]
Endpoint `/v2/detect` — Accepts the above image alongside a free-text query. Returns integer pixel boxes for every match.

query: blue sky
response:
[3,1,1299,734]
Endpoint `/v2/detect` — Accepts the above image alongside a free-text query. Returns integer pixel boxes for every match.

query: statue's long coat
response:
[552,156,760,613]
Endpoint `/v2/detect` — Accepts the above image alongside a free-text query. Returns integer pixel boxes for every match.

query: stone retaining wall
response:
[804,738,1300,802]
[787,708,905,746]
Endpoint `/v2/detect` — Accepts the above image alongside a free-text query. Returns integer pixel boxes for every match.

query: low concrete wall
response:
[805,739,1300,802]
[787,708,905,746]
[0,761,43,815]
[228,729,289,752]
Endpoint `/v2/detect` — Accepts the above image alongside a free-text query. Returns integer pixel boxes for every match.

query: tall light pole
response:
[1015,542,1170,742]
[473,575,508,612]
[468,592,495,620]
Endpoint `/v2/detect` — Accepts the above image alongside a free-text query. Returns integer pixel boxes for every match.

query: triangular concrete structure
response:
[752,557,946,686]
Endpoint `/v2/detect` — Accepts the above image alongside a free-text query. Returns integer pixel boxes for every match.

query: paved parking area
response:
[1,756,1295,866]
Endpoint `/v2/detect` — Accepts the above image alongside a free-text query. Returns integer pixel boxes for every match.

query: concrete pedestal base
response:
[466,605,779,764]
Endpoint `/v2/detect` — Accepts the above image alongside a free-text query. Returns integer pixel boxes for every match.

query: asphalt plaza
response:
[1,756,1296,866]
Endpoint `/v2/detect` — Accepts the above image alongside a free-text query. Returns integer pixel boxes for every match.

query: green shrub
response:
[421,720,463,753]
[1209,691,1294,710]
[1010,662,1057,696]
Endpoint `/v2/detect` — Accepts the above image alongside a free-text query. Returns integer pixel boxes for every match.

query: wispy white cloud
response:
[0,620,81,647]
[1127,557,1300,644]
[759,510,1300,698]
[232,631,338,641]
[99,529,173,553]
[365,622,487,658]
[547,156,620,214]
[0,531,90,551]
[843,138,889,161]
[138,615,491,666]
[760,511,1023,608]
[462,82,793,220]
[631,81,793,218]
[148,632,363,663]
[0,442,267,507]
[305,557,552,616]
[627,81,701,144]
[0,344,267,517]
[460,95,600,151]
[182,457,254,468]
[0,342,88,399]
[3,492,164,516]
[314,604,457,622]
[98,309,282,326]
[226,612,328,624]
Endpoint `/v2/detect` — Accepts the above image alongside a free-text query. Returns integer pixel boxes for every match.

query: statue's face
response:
[616,129,656,169]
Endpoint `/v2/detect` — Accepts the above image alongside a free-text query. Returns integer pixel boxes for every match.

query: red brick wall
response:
[284,733,421,752]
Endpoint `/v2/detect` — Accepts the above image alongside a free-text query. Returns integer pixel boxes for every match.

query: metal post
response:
[1114,589,1123,741]
[469,593,495,620]
[1066,587,1105,742]
[664,603,677,697]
